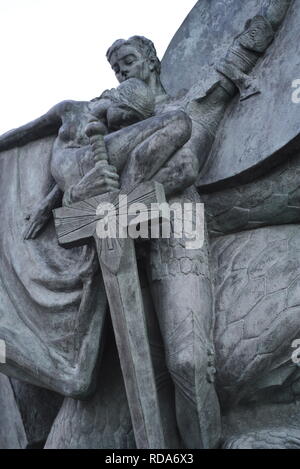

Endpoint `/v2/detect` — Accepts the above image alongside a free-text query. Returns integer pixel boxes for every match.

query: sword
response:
[53,118,166,448]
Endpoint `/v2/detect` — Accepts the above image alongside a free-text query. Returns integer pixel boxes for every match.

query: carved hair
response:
[106,36,161,75]
[101,78,155,119]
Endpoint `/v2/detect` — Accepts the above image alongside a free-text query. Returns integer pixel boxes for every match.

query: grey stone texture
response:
[0,0,299,450]
[0,374,27,449]
[45,329,135,449]
[163,0,299,188]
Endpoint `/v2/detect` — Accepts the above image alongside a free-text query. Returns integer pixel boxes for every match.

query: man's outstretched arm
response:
[263,0,292,30]
[193,0,293,107]
[0,101,71,152]
[215,0,293,99]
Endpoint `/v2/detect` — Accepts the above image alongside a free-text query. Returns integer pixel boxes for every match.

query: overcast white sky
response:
[0,0,196,134]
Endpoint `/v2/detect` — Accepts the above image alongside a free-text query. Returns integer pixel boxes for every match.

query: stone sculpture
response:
[0,0,298,449]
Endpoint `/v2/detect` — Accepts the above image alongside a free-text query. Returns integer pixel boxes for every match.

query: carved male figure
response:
[0,0,293,449]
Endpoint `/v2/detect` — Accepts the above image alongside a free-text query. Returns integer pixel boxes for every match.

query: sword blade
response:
[97,237,165,449]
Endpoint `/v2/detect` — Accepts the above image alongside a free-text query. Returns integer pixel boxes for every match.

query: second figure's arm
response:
[24,184,63,240]
[0,101,73,152]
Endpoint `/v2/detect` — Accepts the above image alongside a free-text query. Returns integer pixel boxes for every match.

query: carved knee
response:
[166,346,204,388]
[166,348,196,402]
[172,349,195,377]
[166,340,216,398]
[171,148,198,186]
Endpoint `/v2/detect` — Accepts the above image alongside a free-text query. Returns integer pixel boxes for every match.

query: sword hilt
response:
[85,117,109,164]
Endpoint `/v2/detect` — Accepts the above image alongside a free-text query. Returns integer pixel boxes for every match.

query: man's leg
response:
[147,193,221,449]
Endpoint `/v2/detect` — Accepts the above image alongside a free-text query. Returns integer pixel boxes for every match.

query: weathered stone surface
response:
[223,409,300,449]
[10,379,63,448]
[202,151,300,235]
[0,374,27,449]
[0,138,108,398]
[45,332,135,449]
[162,0,261,96]
[0,0,298,451]
[163,0,300,188]
[211,224,300,409]
[196,1,300,188]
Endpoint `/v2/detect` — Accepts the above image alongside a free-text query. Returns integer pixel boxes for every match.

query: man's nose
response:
[121,68,128,79]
